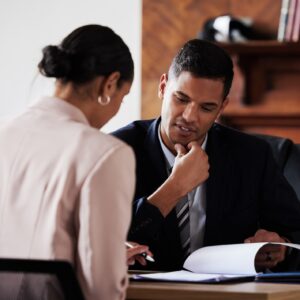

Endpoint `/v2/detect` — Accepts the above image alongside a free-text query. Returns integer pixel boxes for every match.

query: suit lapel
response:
[144,118,168,186]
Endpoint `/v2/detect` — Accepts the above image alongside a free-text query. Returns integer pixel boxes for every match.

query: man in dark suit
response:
[113,39,300,271]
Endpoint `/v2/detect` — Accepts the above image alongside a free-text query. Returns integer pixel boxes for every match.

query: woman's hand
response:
[126,242,153,266]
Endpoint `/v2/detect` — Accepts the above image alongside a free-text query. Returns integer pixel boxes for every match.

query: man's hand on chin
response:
[171,141,209,195]
[147,141,209,217]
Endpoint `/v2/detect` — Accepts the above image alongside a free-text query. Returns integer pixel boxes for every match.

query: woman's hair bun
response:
[38,45,72,79]
[37,25,134,84]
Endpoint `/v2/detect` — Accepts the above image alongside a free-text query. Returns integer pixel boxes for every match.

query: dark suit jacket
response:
[112,118,300,271]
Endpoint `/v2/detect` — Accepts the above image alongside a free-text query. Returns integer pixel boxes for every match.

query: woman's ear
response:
[101,71,121,98]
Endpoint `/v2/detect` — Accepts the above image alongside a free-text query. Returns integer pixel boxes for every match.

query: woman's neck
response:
[53,80,106,128]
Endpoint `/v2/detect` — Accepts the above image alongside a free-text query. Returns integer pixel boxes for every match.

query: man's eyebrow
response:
[175,91,220,107]
[202,102,218,107]
[174,91,190,100]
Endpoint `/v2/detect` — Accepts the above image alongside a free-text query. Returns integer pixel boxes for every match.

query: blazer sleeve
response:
[128,197,165,243]
[76,144,135,300]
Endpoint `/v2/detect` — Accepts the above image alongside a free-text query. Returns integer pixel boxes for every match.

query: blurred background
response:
[142,0,300,142]
[1,0,300,141]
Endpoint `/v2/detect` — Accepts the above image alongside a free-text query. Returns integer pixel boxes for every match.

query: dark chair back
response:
[255,134,300,200]
[0,258,84,300]
[284,144,300,200]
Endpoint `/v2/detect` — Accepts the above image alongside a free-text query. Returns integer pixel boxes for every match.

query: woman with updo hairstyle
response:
[0,24,148,300]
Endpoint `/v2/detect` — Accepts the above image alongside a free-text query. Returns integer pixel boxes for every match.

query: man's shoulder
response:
[111,118,157,146]
[211,123,270,151]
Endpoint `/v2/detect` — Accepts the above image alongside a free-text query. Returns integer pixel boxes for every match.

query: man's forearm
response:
[147,176,186,217]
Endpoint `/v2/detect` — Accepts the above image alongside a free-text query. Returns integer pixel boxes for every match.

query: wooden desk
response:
[127,281,300,300]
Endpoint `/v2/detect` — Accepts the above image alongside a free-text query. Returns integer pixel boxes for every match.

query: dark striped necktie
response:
[168,166,191,257]
[175,196,191,258]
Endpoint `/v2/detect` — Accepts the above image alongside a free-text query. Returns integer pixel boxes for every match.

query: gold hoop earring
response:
[98,95,111,106]
[158,90,163,100]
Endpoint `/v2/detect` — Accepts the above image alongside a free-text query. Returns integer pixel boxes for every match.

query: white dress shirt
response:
[158,127,207,252]
[0,97,135,300]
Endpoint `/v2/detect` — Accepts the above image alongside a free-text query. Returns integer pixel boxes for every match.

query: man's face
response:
[159,71,228,153]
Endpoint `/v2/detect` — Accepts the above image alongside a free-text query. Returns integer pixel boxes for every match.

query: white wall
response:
[0,0,141,132]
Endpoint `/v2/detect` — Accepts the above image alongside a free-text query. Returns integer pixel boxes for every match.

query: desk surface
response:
[127,280,300,300]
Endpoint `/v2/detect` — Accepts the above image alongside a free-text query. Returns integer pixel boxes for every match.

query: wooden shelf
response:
[224,91,300,117]
[219,41,300,142]
[219,41,300,55]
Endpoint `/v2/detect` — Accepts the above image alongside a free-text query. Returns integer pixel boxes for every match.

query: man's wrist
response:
[147,179,184,217]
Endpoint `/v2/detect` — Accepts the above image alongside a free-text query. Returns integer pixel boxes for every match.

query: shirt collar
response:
[158,124,208,170]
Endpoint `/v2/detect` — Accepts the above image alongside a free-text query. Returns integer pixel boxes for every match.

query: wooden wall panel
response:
[143,0,231,76]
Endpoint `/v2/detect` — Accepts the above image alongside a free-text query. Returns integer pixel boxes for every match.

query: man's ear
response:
[217,97,229,119]
[158,73,168,100]
[101,71,121,98]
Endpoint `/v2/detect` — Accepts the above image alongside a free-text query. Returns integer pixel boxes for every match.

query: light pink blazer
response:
[0,97,135,300]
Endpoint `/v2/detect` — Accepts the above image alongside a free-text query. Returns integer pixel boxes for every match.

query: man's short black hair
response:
[169,39,234,99]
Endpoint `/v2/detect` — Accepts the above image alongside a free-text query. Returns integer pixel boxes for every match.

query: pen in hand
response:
[125,242,155,262]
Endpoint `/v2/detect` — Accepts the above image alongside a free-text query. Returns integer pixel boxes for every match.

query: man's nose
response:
[182,103,197,123]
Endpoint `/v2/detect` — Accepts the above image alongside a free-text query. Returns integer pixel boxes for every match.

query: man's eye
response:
[201,106,214,112]
[175,96,188,103]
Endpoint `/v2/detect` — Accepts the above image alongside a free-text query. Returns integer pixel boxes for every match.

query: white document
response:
[133,242,300,282]
[133,270,252,282]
